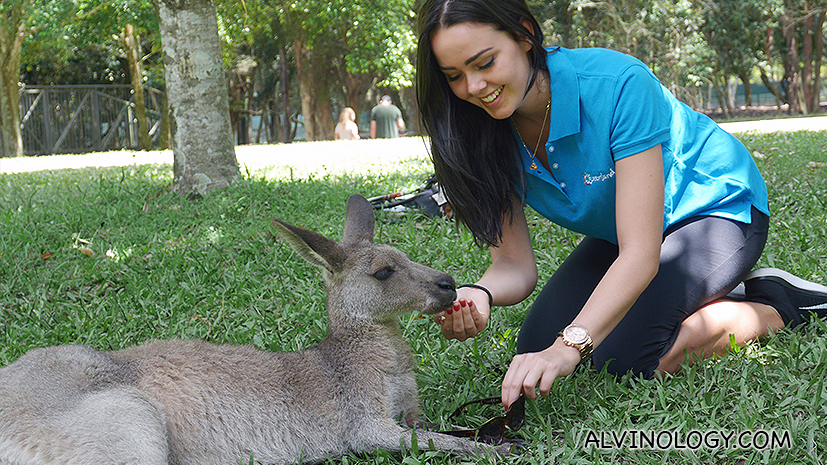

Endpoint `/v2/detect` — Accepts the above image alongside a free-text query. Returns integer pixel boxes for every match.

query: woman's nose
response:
[466,73,487,96]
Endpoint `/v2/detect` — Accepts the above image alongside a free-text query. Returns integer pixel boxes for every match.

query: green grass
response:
[1,132,826,464]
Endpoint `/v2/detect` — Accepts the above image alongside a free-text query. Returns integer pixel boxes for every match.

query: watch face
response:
[564,325,589,345]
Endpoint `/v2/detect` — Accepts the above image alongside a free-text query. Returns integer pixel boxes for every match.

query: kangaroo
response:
[0,194,500,464]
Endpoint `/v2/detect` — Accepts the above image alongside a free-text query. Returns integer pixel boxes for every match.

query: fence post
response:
[91,90,102,151]
[128,104,136,148]
[42,89,53,152]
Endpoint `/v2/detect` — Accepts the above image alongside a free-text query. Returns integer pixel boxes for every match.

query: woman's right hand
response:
[434,198,536,342]
[434,288,490,341]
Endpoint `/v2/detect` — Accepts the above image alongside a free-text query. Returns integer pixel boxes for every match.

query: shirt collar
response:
[546,47,581,141]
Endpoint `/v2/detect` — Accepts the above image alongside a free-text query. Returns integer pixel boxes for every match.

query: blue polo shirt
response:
[518,47,769,244]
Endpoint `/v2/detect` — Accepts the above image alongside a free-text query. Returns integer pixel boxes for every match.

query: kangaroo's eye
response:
[372,266,395,281]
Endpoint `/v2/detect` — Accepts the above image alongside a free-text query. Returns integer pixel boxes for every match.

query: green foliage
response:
[695,0,780,110]
[4,0,71,72]
[697,0,778,75]
[1,130,826,463]
[211,0,417,138]
[537,0,713,101]
[18,0,161,86]
[277,0,417,88]
[530,0,825,112]
[10,0,825,130]
[340,0,417,88]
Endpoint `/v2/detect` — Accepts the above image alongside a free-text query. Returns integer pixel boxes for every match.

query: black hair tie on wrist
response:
[457,284,494,308]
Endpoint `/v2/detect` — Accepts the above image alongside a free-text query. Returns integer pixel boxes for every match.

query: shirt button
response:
[552,163,559,169]
[549,146,555,153]
[560,182,567,189]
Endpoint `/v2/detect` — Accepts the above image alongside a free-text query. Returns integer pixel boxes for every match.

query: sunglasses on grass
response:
[437,395,525,444]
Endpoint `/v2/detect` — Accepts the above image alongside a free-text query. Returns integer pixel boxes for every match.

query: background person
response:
[334,107,360,140]
[415,0,827,409]
[370,95,405,138]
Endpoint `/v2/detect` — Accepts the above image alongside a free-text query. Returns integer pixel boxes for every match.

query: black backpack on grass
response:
[368,175,452,219]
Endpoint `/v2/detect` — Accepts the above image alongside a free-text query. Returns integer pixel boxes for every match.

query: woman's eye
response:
[373,267,395,281]
[445,73,461,83]
[478,58,494,70]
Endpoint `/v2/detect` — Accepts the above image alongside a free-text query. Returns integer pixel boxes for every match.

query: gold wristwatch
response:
[558,324,593,363]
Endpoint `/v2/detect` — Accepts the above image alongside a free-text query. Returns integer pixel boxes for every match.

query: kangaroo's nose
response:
[436,274,456,292]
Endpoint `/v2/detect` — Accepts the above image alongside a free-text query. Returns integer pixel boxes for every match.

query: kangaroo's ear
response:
[273,219,346,274]
[342,194,375,247]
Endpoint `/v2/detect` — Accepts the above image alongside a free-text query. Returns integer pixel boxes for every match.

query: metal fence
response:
[18,85,164,156]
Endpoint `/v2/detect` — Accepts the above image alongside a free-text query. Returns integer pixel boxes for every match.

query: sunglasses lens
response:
[440,395,526,444]
[477,418,506,444]
[506,396,525,431]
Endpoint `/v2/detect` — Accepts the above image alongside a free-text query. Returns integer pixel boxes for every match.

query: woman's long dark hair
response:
[416,0,547,247]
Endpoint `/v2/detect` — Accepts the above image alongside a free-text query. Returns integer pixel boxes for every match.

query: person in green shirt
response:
[370,95,406,138]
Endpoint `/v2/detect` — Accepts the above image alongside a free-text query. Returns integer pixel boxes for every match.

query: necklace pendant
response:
[530,161,538,171]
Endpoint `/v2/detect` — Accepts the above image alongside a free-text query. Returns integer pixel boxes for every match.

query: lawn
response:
[1,131,825,464]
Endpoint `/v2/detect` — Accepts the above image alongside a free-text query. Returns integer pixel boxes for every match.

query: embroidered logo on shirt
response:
[583,168,615,186]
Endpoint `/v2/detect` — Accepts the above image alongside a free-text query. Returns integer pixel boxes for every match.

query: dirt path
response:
[717,115,827,134]
[0,138,432,177]
[2,116,826,175]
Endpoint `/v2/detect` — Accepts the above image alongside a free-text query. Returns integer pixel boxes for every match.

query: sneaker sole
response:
[745,268,827,311]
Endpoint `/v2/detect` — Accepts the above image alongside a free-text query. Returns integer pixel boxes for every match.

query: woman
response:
[334,107,360,140]
[415,0,827,409]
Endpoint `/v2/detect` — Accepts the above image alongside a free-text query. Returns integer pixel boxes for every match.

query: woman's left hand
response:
[501,340,581,408]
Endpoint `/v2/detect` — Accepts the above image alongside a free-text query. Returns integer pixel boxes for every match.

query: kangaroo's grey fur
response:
[0,194,499,464]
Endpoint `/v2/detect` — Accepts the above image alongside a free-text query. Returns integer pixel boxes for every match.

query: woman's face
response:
[430,22,533,120]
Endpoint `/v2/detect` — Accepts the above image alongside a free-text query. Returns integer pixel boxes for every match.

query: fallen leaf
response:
[40,252,54,260]
[78,247,95,258]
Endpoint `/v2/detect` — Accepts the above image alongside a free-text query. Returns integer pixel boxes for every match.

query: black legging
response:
[516,207,769,379]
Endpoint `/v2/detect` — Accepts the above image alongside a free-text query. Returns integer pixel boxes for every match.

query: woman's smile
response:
[480,86,504,105]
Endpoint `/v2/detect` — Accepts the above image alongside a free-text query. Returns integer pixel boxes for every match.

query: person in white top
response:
[334,107,360,140]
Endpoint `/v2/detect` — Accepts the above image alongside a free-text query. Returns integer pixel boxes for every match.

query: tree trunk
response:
[153,0,239,196]
[712,75,732,118]
[313,98,334,140]
[727,78,738,109]
[255,104,266,143]
[293,39,316,141]
[759,67,785,112]
[345,70,373,128]
[801,11,815,114]
[738,72,752,107]
[121,23,152,150]
[0,7,27,158]
[810,8,825,111]
[781,10,801,114]
[279,46,291,143]
[402,86,419,135]
[0,65,23,158]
